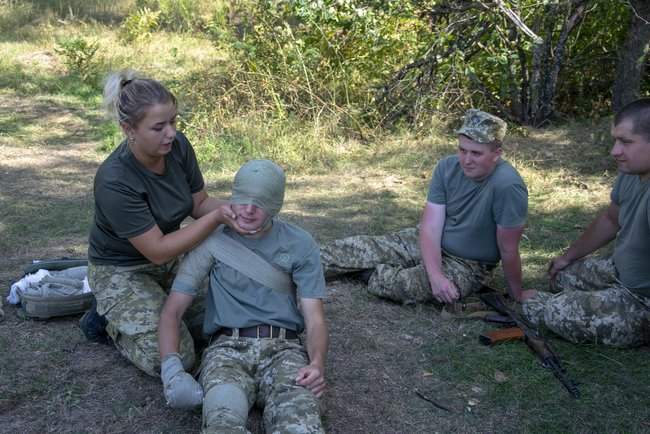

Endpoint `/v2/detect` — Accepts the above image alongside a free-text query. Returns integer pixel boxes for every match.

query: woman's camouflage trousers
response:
[88,260,205,376]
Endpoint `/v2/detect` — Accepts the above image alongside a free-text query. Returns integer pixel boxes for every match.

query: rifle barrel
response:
[478,289,580,399]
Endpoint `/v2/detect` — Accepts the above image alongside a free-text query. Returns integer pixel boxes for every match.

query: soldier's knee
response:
[204,383,249,427]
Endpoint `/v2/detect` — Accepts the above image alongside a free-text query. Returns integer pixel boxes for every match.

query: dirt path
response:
[0,93,487,434]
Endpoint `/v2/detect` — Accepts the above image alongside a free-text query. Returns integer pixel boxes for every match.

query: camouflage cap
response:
[456,109,507,144]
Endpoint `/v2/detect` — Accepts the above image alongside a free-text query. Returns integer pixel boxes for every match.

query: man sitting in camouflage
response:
[522,99,650,347]
[158,160,328,433]
[322,109,534,305]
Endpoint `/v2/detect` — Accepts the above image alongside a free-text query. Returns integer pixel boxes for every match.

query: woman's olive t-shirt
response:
[88,132,204,265]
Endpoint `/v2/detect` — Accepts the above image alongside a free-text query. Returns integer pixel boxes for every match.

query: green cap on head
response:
[231,159,286,217]
[456,109,507,144]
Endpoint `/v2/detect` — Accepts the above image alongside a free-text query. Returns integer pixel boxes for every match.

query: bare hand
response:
[213,203,258,235]
[548,255,572,280]
[430,275,460,304]
[295,363,326,397]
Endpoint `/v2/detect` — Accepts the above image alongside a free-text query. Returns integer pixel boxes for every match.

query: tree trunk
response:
[612,0,650,111]
[529,0,589,126]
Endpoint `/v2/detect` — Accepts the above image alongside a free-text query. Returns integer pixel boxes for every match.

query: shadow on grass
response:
[507,120,616,176]
[287,179,421,241]
[0,62,102,102]
[0,2,127,44]
[0,156,96,255]
[349,119,617,182]
[0,66,106,147]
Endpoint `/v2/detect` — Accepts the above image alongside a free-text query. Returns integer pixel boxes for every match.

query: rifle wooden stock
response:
[479,327,524,346]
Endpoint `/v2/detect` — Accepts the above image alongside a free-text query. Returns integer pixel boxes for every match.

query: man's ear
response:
[493,146,503,161]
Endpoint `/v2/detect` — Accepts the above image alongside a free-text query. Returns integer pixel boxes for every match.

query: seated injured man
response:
[158,159,329,434]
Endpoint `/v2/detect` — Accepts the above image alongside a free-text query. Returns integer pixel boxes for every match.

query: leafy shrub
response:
[54,36,100,82]
[200,0,431,133]
[119,7,161,42]
[135,0,208,32]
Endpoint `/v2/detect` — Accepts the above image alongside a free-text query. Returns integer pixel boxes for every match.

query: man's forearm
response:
[419,203,448,285]
[501,251,523,300]
[158,293,194,358]
[496,225,526,300]
[305,320,329,369]
[563,209,619,262]
[193,196,227,218]
[419,231,445,283]
[158,314,182,358]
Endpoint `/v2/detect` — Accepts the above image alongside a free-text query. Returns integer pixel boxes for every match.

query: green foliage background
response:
[1,2,649,433]
[5,0,643,170]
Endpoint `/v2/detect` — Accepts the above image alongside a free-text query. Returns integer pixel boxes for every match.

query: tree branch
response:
[493,0,543,43]
[623,0,650,25]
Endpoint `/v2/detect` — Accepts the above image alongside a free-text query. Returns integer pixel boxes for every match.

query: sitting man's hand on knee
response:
[161,352,203,409]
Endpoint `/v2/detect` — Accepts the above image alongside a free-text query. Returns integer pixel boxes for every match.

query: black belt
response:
[216,325,298,340]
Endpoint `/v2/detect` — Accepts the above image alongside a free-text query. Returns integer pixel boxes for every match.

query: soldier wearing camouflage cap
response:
[321,109,533,305]
[522,99,650,348]
[159,160,329,432]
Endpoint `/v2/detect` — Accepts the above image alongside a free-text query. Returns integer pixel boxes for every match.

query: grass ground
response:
[1,5,649,434]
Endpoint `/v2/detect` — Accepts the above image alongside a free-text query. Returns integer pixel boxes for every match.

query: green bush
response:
[197,1,431,133]
[135,0,210,32]
[119,7,161,42]
[54,36,100,82]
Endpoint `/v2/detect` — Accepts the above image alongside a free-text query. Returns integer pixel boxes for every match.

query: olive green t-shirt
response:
[172,219,327,334]
[426,155,528,264]
[611,173,650,298]
[88,132,204,265]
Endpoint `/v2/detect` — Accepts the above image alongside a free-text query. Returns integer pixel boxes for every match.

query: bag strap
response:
[210,227,296,298]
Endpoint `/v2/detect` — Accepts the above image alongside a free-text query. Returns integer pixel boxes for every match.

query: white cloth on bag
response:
[7,266,91,304]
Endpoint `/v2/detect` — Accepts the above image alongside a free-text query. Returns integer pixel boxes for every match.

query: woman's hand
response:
[211,203,259,235]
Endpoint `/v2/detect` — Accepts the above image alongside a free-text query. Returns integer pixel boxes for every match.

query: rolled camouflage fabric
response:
[456,109,507,144]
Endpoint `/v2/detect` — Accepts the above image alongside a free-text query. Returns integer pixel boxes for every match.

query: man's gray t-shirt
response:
[427,155,528,264]
[611,173,650,298]
[88,132,204,265]
[172,219,327,334]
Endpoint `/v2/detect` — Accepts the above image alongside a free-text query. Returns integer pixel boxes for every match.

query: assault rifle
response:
[478,288,580,399]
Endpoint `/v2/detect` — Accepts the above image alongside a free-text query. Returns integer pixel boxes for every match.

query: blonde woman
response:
[82,70,246,377]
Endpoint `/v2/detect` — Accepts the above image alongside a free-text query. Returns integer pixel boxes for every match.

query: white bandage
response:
[160,353,203,409]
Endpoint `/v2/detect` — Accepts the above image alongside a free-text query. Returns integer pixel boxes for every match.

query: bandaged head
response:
[231,159,286,220]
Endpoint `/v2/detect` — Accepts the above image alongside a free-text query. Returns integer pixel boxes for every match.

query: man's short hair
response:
[614,98,650,141]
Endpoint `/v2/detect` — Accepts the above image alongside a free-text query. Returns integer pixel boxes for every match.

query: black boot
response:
[79,299,110,344]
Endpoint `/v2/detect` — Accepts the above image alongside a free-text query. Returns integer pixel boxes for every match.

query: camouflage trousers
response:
[199,334,323,434]
[522,256,650,348]
[320,227,494,304]
[88,261,206,377]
